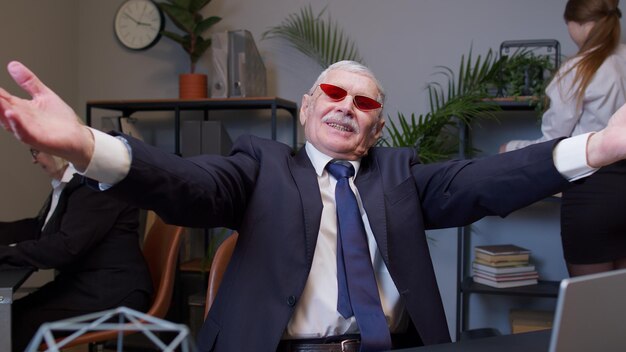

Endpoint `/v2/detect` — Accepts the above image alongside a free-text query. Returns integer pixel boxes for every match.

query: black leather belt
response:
[277,332,417,351]
[277,337,360,352]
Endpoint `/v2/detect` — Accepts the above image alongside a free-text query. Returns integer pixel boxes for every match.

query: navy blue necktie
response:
[326,162,392,352]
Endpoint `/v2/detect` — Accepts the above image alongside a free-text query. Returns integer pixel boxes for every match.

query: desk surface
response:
[395,330,551,352]
[0,266,34,352]
[0,267,33,291]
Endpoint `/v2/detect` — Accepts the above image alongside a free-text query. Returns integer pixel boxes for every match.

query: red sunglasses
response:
[318,83,382,111]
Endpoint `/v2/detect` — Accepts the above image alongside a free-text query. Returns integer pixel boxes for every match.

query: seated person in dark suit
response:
[0,149,153,352]
[3,60,626,351]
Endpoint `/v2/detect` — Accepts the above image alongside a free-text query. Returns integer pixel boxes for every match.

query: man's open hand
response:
[0,61,94,170]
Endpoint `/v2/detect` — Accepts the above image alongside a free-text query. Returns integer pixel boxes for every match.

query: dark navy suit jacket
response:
[106,133,570,351]
[0,176,153,311]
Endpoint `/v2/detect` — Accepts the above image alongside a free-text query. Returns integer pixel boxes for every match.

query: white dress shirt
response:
[283,142,407,338]
[43,164,78,229]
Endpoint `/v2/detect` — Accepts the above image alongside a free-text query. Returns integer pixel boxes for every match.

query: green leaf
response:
[195,16,221,35]
[384,48,504,162]
[192,37,212,63]
[262,4,363,68]
[180,34,193,53]
[159,3,195,33]
[158,0,220,73]
[190,0,212,13]
[171,0,192,9]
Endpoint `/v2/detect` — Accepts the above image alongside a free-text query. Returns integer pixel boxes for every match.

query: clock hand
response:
[124,12,152,27]
[134,7,153,27]
[123,12,141,25]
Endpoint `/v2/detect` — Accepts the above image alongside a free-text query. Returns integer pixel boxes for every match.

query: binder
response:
[180,120,232,157]
[209,32,229,98]
[209,30,267,98]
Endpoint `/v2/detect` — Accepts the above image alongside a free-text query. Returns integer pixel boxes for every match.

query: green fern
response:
[262,5,363,68]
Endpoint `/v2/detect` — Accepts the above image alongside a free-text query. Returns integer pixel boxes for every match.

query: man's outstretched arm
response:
[3,60,626,174]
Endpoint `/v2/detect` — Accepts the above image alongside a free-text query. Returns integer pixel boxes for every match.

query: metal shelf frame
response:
[86,97,299,154]
[454,101,561,340]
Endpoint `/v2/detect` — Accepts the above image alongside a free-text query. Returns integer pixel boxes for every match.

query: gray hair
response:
[308,61,386,114]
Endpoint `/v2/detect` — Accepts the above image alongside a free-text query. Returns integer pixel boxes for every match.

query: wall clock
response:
[114,0,164,50]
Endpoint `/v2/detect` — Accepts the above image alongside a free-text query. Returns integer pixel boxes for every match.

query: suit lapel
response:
[292,148,324,264]
[41,176,80,235]
[36,193,53,229]
[355,156,389,262]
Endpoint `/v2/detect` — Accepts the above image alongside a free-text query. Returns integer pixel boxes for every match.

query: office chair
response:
[38,214,185,351]
[204,231,238,318]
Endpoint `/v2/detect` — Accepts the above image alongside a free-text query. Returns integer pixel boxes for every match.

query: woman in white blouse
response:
[502,0,626,277]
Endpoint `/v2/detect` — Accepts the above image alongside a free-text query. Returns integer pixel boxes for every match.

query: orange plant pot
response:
[179,73,208,99]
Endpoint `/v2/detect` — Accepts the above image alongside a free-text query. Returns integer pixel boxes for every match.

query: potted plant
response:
[158,0,222,99]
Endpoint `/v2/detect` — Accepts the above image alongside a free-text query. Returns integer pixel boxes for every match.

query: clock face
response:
[114,0,164,50]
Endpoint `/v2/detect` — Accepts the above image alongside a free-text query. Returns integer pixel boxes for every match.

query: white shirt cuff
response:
[553,132,598,181]
[78,127,131,186]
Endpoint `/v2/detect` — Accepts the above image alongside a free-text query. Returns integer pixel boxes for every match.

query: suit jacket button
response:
[287,295,297,306]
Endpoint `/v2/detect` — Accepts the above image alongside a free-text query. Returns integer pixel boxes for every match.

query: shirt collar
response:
[51,164,77,189]
[304,142,361,178]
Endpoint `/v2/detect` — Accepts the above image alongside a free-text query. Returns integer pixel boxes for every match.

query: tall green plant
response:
[159,0,222,74]
[382,111,458,163]
[429,48,504,114]
[262,4,363,68]
[381,49,505,162]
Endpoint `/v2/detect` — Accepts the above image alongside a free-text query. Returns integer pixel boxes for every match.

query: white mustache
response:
[321,112,360,133]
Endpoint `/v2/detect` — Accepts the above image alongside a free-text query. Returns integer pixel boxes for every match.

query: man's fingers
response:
[0,93,12,130]
[0,109,20,139]
[7,61,47,98]
[0,86,11,100]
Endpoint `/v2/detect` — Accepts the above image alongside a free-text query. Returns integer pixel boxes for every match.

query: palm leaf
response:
[262,5,363,68]
[383,48,505,162]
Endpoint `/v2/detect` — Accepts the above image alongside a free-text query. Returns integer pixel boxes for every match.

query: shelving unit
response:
[85,96,299,332]
[455,99,562,340]
[86,96,299,153]
[462,278,559,298]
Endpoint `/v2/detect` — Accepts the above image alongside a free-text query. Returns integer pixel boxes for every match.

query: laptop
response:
[549,268,626,352]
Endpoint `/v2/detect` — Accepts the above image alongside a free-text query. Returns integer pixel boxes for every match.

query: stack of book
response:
[472,244,538,288]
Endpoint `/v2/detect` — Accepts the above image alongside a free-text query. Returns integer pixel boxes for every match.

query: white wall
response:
[2,0,623,342]
[75,0,586,147]
[0,0,79,219]
[0,0,79,291]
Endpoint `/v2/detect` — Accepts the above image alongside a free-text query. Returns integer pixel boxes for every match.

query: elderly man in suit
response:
[0,148,153,352]
[1,60,626,352]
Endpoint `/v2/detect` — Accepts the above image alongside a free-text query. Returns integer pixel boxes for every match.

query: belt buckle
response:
[340,339,359,352]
